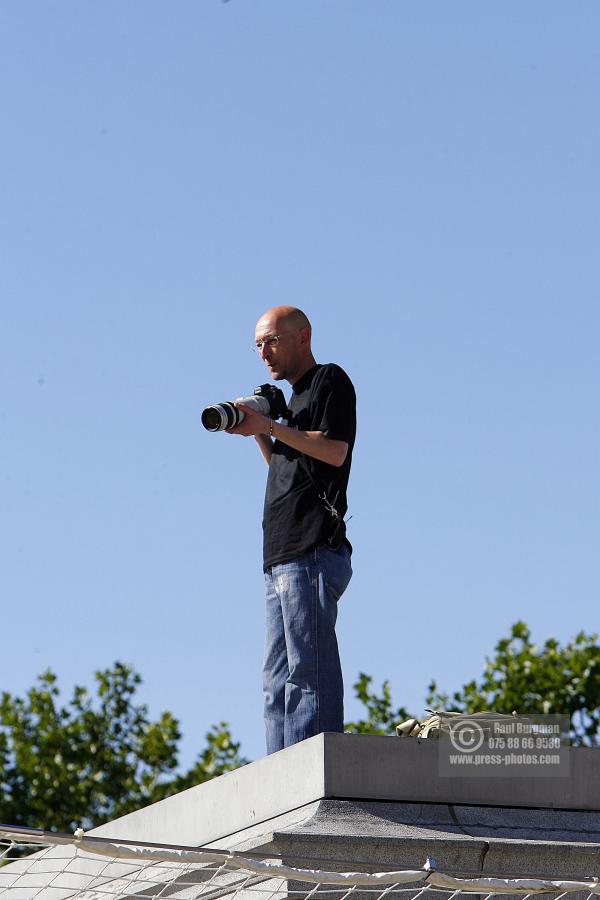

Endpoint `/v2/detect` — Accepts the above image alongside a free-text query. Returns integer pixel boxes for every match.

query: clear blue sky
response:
[2,2,598,769]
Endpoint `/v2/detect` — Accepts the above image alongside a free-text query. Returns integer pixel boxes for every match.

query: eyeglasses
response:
[252,334,283,353]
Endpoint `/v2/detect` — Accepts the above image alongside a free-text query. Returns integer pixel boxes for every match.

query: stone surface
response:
[86,733,600,880]
[322,733,597,810]
[90,733,600,848]
[268,800,600,878]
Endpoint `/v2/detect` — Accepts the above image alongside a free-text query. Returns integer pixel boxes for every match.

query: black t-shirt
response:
[262,363,356,570]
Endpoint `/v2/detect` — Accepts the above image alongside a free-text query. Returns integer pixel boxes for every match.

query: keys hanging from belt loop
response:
[319,490,340,520]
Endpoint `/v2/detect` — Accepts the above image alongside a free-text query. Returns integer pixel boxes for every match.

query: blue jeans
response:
[263,544,352,755]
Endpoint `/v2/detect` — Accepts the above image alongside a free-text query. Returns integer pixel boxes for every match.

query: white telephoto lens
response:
[234,395,270,416]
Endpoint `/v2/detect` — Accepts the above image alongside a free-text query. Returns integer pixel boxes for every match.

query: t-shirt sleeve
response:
[311,365,356,446]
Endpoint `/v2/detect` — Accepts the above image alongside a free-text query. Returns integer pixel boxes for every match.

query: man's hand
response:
[226,403,271,438]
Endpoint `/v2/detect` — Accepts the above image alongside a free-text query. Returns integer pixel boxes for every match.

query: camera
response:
[202,384,289,432]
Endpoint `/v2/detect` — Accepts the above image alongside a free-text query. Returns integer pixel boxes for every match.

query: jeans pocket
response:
[318,545,352,602]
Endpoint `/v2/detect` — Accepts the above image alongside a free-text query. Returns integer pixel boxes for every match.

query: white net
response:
[1,826,599,900]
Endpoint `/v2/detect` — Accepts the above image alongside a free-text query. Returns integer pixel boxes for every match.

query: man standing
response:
[227,306,356,754]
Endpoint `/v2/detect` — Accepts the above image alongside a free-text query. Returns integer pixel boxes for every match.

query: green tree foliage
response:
[0,663,246,831]
[427,621,600,746]
[344,673,409,735]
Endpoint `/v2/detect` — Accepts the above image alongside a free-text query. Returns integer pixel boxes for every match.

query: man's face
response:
[254,314,302,383]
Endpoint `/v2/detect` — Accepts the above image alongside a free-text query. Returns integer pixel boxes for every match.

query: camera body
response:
[202,383,289,432]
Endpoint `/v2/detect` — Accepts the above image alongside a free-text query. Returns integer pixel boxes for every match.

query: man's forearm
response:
[228,404,348,468]
[270,422,348,467]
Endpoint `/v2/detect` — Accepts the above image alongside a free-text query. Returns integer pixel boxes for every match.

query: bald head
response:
[257,306,311,337]
[255,306,315,385]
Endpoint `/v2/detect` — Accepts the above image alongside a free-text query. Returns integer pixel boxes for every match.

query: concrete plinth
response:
[86,733,600,879]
